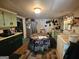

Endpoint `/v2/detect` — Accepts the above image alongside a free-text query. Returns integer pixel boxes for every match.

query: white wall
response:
[0,30,3,34]
[36,19,54,33]
[73,10,79,17]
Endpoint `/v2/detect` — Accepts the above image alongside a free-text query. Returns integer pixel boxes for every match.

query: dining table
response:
[28,33,56,54]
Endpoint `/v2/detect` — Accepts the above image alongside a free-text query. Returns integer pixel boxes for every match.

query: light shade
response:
[34,8,41,14]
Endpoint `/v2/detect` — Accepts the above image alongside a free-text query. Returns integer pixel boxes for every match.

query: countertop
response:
[0,32,23,41]
[58,33,69,43]
[58,33,79,43]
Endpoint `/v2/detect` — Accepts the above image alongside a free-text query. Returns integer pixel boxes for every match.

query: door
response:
[0,11,4,28]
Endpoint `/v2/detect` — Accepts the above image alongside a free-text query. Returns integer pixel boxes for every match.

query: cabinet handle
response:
[3,23,5,26]
[10,22,13,25]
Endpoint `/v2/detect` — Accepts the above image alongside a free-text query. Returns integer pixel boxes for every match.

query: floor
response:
[15,41,58,59]
[19,46,57,59]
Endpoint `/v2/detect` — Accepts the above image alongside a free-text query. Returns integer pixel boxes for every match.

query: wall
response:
[0,30,3,34]
[36,19,54,33]
[73,9,79,17]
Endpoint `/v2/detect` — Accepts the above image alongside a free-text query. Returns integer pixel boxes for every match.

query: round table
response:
[28,35,53,54]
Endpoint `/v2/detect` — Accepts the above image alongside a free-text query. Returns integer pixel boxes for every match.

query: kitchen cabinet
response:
[4,12,12,27]
[11,14,17,27]
[0,33,23,56]
[4,12,17,27]
[0,10,17,28]
[0,10,4,28]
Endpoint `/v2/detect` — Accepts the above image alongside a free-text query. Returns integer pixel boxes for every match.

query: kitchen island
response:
[57,33,69,59]
[57,33,79,59]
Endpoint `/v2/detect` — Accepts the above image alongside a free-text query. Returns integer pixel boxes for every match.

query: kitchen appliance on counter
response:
[0,29,12,37]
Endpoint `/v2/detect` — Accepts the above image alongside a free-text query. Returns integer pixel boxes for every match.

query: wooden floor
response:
[14,43,58,59]
[19,49,57,59]
[27,49,57,59]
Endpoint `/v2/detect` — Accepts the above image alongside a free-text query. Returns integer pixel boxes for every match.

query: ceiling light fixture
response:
[34,8,41,14]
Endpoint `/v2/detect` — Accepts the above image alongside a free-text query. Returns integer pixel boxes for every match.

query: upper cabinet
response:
[0,10,17,28]
[11,14,17,27]
[0,10,4,28]
[4,12,17,27]
[4,12,12,27]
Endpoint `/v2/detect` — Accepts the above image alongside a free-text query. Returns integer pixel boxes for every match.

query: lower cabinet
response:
[0,34,23,56]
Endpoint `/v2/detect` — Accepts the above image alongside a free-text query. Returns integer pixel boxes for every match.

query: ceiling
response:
[0,0,79,19]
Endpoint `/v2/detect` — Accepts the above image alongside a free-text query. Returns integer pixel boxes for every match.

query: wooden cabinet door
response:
[0,11,4,28]
[11,14,17,27]
[4,12,12,27]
